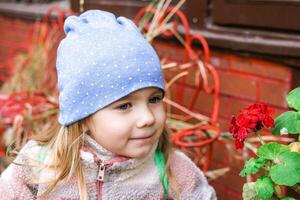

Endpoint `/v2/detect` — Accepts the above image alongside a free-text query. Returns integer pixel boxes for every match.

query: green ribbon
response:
[38,145,47,162]
[154,148,169,199]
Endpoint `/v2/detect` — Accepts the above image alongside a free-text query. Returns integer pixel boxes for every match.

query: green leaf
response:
[257,142,290,160]
[287,87,300,111]
[271,111,300,135]
[281,197,296,200]
[255,175,274,200]
[269,152,300,186]
[240,157,267,177]
[242,182,260,200]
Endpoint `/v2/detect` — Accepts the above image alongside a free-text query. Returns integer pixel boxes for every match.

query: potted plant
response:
[229,87,300,199]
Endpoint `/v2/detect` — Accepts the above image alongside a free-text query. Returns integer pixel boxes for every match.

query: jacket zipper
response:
[96,162,108,200]
[96,162,172,200]
[80,145,129,200]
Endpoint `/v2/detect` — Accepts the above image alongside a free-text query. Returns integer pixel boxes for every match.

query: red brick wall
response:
[0,16,33,64]
[154,40,292,122]
[0,15,297,199]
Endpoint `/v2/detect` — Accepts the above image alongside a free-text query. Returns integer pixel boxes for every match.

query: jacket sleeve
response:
[0,140,40,199]
[170,150,217,200]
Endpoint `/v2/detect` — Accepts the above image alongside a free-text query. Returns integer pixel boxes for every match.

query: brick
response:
[165,82,188,117]
[0,15,65,79]
[210,52,231,69]
[166,82,219,124]
[183,64,218,92]
[211,140,245,171]
[218,70,257,100]
[228,54,291,82]
[210,182,242,200]
[162,65,178,81]
[219,97,256,119]
[0,34,29,45]
[182,65,198,87]
[153,40,186,63]
[162,63,191,85]
[217,117,231,132]
[192,95,226,126]
[167,83,195,110]
[258,80,289,107]
[213,95,235,119]
[193,92,216,115]
[154,42,225,90]
[209,161,246,194]
[165,70,222,116]
[0,17,32,33]
[210,141,228,165]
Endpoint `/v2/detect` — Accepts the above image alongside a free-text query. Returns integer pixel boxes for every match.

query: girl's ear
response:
[80,118,91,133]
[82,125,89,133]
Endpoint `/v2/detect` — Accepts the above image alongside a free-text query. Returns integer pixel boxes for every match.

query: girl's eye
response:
[117,103,132,110]
[149,96,162,104]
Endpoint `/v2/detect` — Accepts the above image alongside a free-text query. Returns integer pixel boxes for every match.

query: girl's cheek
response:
[109,123,131,136]
[157,107,167,124]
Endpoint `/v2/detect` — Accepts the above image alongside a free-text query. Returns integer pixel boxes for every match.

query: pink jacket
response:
[0,135,216,199]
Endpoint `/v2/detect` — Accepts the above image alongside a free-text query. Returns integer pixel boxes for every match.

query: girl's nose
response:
[136,106,155,128]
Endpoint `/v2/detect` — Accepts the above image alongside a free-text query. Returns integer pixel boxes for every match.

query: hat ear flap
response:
[117,16,140,36]
[64,16,84,34]
[79,10,117,27]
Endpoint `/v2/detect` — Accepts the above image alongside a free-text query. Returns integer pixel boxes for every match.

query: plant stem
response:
[272,194,280,200]
[291,183,300,194]
[255,132,265,145]
[274,185,284,198]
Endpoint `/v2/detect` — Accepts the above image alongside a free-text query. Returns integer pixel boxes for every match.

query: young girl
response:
[0,10,216,200]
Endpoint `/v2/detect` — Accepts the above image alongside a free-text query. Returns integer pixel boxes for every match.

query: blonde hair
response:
[20,119,179,200]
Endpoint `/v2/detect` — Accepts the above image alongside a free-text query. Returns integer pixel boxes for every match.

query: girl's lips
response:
[129,134,154,140]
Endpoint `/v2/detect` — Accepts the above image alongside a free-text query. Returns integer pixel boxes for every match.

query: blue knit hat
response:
[56,10,165,126]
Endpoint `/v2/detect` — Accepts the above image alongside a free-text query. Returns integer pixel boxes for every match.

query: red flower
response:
[229,103,275,149]
[234,139,244,149]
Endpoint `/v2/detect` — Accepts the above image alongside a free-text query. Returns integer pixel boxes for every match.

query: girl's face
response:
[86,87,166,158]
